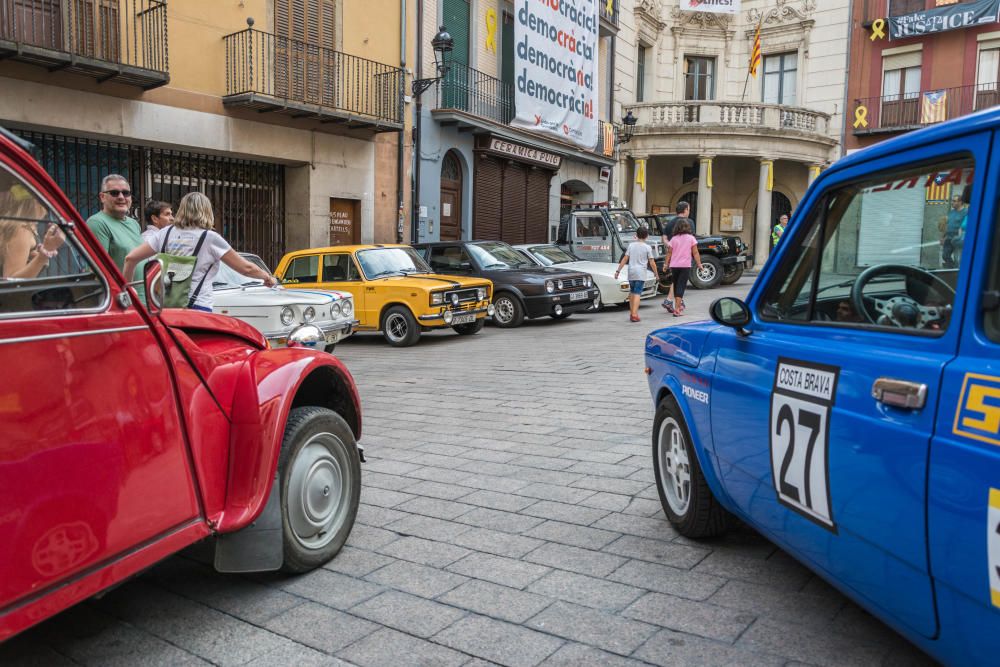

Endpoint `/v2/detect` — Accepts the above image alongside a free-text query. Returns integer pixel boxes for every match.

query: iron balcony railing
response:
[0,0,168,87]
[223,26,405,127]
[436,61,514,125]
[853,82,1000,133]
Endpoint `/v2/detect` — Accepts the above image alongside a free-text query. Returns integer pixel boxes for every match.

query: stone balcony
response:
[628,100,837,164]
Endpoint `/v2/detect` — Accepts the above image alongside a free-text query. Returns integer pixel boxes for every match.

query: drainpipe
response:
[411,0,424,243]
[840,0,856,159]
[397,0,407,243]
[609,32,617,201]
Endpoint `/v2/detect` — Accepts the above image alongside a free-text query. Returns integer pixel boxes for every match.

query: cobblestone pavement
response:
[2,277,936,666]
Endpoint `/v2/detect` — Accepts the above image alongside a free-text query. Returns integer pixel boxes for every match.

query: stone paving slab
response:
[1,278,934,666]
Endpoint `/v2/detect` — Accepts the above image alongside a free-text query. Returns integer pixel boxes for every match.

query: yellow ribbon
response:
[636,159,646,192]
[761,160,773,192]
[853,105,869,128]
[485,9,497,53]
[870,18,886,41]
[702,158,713,189]
[606,0,614,17]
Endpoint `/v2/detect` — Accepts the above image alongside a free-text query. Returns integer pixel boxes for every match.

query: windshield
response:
[468,242,535,269]
[214,260,263,288]
[609,211,642,233]
[528,245,577,266]
[242,253,270,273]
[356,247,431,278]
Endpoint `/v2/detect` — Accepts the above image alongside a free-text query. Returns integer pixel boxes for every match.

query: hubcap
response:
[386,313,408,341]
[696,263,717,283]
[657,417,691,515]
[494,298,514,324]
[287,435,350,550]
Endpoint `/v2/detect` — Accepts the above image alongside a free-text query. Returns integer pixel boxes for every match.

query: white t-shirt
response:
[625,240,654,281]
[141,225,159,242]
[148,225,232,309]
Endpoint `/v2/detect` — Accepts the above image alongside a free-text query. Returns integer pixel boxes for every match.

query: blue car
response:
[645,108,1000,666]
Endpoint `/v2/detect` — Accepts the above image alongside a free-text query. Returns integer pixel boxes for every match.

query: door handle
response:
[872,378,927,410]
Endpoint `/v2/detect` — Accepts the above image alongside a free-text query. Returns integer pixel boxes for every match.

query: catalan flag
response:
[926,172,952,203]
[921,90,948,124]
[749,22,762,78]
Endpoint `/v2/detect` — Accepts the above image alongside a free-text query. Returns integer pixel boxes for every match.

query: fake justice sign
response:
[513,0,598,149]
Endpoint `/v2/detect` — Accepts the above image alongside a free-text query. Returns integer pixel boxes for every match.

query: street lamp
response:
[616,110,638,145]
[411,26,454,97]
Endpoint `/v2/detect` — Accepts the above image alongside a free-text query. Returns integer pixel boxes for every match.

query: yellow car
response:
[275,245,494,347]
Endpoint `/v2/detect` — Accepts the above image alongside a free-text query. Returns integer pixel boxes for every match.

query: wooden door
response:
[328,198,361,246]
[440,151,463,241]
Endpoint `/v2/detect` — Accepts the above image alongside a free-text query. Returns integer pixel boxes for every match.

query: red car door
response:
[0,157,201,615]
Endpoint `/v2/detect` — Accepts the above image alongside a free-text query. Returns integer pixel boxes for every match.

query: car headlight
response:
[586,276,593,287]
[557,280,564,290]
[546,280,554,293]
[451,293,461,307]
[280,306,295,326]
[477,287,487,301]
[341,300,353,317]
[303,306,316,322]
[431,292,444,305]
[331,302,342,316]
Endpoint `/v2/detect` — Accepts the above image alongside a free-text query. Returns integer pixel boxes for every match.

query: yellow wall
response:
[343,0,403,66]
[167,0,270,97]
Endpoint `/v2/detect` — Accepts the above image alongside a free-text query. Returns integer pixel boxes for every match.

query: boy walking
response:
[614,226,659,323]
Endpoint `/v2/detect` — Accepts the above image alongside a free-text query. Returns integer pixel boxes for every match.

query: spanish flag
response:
[749,23,762,78]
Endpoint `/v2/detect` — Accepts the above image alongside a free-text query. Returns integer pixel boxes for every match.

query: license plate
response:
[452,313,475,325]
[570,291,589,301]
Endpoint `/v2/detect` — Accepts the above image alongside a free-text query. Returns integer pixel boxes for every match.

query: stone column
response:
[755,158,774,270]
[631,155,648,215]
[808,164,823,187]
[696,156,713,236]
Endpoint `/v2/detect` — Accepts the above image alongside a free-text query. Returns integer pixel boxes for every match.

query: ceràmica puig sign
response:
[513,0,599,149]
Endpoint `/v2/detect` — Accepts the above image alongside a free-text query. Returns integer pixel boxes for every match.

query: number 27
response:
[776,404,823,508]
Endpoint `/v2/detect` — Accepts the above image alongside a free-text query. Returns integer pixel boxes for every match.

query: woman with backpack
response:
[123,191,276,311]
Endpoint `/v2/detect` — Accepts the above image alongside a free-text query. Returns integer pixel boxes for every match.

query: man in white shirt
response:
[614,226,660,323]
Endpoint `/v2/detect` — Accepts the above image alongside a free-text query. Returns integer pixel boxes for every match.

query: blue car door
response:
[708,136,988,639]
[924,131,1000,661]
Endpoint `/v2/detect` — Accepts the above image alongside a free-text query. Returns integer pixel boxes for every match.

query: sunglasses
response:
[102,189,132,198]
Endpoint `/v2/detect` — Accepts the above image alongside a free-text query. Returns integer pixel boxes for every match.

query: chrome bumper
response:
[266,320,357,347]
[418,305,492,322]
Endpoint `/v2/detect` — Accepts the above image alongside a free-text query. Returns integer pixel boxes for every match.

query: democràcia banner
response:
[888,0,1000,39]
[681,0,741,15]
[512,0,599,149]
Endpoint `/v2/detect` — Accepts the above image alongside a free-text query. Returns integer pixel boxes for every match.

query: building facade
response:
[847,0,1000,154]
[413,0,620,244]
[0,0,412,269]
[614,0,849,267]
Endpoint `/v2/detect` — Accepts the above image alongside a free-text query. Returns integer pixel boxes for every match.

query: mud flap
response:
[214,473,284,573]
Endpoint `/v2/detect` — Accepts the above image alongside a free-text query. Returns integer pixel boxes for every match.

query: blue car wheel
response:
[652,395,730,538]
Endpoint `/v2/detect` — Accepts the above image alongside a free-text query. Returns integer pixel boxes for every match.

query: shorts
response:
[671,268,690,298]
[628,280,645,295]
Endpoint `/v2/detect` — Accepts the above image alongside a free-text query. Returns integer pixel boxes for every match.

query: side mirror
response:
[710,297,752,337]
[144,258,164,314]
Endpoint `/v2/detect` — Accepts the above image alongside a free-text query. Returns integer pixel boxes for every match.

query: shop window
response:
[763,52,797,106]
[684,56,715,101]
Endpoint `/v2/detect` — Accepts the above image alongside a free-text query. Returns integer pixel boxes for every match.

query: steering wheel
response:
[850,263,954,329]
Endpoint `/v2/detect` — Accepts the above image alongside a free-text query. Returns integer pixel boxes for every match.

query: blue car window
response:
[986,222,1000,343]
[761,157,973,334]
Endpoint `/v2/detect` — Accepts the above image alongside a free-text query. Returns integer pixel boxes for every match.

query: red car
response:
[0,128,363,642]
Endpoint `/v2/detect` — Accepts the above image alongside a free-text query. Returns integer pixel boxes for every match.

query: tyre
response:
[690,255,723,290]
[381,305,420,346]
[652,394,730,538]
[492,293,525,328]
[278,406,361,573]
[453,318,484,335]
[721,264,744,286]
[549,312,572,320]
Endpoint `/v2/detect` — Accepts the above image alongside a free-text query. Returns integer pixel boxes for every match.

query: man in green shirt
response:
[86,174,144,282]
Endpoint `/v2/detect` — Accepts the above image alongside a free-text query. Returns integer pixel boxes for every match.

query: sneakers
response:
[661,298,674,313]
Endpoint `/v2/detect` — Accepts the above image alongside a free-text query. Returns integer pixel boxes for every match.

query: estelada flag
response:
[749,23,762,77]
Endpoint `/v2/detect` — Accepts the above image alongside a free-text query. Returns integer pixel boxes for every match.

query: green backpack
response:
[156,227,210,309]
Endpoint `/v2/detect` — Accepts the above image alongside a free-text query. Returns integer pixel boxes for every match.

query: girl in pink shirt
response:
[664,219,702,317]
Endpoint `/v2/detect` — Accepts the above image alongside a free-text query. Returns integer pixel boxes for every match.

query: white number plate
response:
[452,313,475,325]
[769,358,840,532]
[570,290,589,301]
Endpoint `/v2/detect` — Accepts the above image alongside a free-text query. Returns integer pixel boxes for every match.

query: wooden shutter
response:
[501,162,527,245]
[442,0,469,66]
[274,0,337,103]
[474,155,502,240]
[525,169,552,244]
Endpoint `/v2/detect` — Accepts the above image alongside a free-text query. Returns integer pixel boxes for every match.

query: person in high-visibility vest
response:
[771,214,788,247]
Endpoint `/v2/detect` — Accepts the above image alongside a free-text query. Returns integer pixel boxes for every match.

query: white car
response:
[513,244,658,307]
[212,253,355,352]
